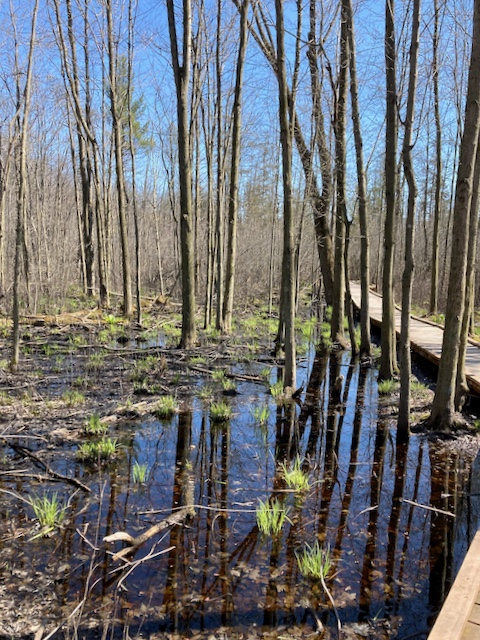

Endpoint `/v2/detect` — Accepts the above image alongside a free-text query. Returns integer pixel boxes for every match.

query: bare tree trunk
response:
[127,0,141,325]
[106,0,133,318]
[380,0,398,380]
[167,0,197,348]
[275,0,296,391]
[11,0,39,371]
[430,0,443,315]
[455,142,480,411]
[331,4,349,348]
[398,0,421,439]
[223,0,249,334]
[428,0,480,430]
[239,0,335,306]
[344,0,371,358]
[52,0,109,307]
[215,0,225,332]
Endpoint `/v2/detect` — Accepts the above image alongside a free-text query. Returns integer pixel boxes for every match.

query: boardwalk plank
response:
[349,282,480,394]
[469,603,480,625]
[428,531,480,640]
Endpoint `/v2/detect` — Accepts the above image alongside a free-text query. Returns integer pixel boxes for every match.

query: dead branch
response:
[104,506,194,561]
[5,441,91,492]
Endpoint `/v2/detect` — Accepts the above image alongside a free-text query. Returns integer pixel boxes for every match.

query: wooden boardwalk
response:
[349,281,480,396]
[349,282,480,639]
[428,531,480,640]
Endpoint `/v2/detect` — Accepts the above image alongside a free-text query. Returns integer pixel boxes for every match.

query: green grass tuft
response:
[251,405,270,426]
[256,498,289,536]
[280,456,310,492]
[77,437,119,462]
[154,395,178,419]
[295,541,331,580]
[377,378,398,395]
[83,414,109,436]
[29,492,65,529]
[210,401,232,422]
[132,461,149,484]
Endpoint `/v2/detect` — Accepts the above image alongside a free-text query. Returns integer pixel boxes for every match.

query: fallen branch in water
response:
[5,441,91,493]
[401,498,455,517]
[105,504,195,561]
[104,472,195,561]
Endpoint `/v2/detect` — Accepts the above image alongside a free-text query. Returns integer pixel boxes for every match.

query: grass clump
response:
[280,456,310,493]
[0,391,14,406]
[155,395,178,419]
[77,437,119,462]
[132,461,149,484]
[378,378,398,395]
[210,401,232,422]
[197,385,214,402]
[256,498,289,536]
[251,405,270,426]
[411,379,429,398]
[86,352,105,371]
[30,492,65,530]
[83,414,109,436]
[211,368,226,383]
[62,389,85,407]
[269,380,284,400]
[296,541,331,580]
[222,378,237,393]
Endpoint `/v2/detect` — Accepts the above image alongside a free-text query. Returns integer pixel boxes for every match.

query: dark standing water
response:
[1,348,477,639]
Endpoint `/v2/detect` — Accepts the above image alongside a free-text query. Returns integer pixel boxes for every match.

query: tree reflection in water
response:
[3,350,477,639]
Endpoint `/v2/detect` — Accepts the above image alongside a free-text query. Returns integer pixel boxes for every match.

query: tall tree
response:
[330,2,349,347]
[398,0,421,438]
[275,0,296,391]
[106,0,133,318]
[222,0,249,333]
[215,0,225,332]
[344,0,371,359]
[52,0,110,307]
[166,0,197,348]
[455,143,480,411]
[380,0,398,380]
[427,0,480,430]
[11,0,39,370]
[241,0,335,306]
[429,0,443,315]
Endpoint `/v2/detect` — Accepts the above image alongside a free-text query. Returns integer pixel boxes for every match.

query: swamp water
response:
[0,347,478,640]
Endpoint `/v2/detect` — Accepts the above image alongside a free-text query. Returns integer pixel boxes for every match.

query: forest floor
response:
[1,301,480,640]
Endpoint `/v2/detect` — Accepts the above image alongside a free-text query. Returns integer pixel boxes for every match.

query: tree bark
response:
[106,0,133,319]
[398,0,421,439]
[380,0,398,380]
[166,0,197,348]
[428,0,480,430]
[275,0,296,391]
[344,0,371,358]
[331,4,349,348]
[223,0,249,334]
[429,0,443,315]
[455,142,480,411]
[11,0,39,370]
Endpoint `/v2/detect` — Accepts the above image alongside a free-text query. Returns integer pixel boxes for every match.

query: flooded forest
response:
[1,0,480,639]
